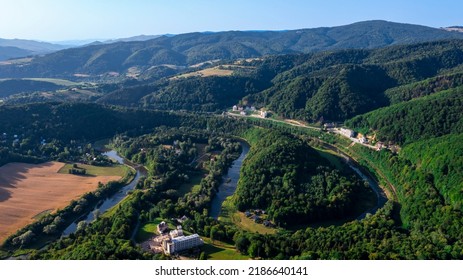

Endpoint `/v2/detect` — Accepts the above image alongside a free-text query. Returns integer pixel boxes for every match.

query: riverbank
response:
[209,141,250,219]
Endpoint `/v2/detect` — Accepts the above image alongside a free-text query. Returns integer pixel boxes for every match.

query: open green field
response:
[201,242,249,260]
[23,78,79,86]
[136,222,158,243]
[315,147,347,171]
[58,163,129,177]
[219,197,277,235]
[201,237,249,260]
[0,249,9,259]
[135,218,177,242]
[176,171,205,197]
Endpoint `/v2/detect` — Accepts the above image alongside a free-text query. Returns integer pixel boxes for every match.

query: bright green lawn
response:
[135,218,176,243]
[24,78,79,86]
[58,163,128,177]
[315,148,347,171]
[176,172,205,197]
[201,242,248,260]
[219,197,277,235]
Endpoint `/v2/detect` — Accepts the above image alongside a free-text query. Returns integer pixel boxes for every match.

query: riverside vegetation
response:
[0,22,462,259]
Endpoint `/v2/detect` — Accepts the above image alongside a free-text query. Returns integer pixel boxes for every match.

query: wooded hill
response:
[246,39,463,122]
[93,40,463,124]
[2,20,463,78]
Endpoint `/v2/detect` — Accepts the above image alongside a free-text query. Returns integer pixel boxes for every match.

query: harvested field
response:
[0,161,121,242]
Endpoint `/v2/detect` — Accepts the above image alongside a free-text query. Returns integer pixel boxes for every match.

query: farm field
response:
[0,161,122,243]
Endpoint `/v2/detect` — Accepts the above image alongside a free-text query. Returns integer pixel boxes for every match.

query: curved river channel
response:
[209,141,387,221]
[210,141,251,219]
[63,141,387,236]
[62,150,144,236]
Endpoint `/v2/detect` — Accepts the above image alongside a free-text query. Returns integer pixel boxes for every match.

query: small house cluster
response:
[244,209,274,228]
[231,104,270,118]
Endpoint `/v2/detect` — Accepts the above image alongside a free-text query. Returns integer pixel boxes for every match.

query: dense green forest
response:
[1,99,462,260]
[0,79,64,98]
[234,129,372,226]
[89,39,463,122]
[1,25,463,260]
[2,20,462,79]
[247,40,463,122]
[346,87,463,144]
[98,76,268,111]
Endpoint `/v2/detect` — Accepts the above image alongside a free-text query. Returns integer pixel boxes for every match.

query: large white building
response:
[339,128,355,138]
[162,234,203,255]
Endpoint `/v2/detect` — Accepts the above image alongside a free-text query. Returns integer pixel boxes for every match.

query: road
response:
[227,111,394,218]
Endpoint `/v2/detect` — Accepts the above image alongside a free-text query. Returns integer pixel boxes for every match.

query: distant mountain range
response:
[0,34,175,61]
[0,38,69,61]
[1,20,463,78]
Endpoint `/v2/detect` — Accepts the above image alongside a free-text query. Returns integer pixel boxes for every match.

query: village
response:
[227,103,399,153]
[231,104,269,118]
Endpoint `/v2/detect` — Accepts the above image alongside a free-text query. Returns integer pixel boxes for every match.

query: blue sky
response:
[1,0,462,41]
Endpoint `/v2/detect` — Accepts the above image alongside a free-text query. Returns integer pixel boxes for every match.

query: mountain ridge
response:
[2,20,463,78]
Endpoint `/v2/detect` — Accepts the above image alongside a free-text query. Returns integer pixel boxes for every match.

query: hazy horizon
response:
[1,0,461,42]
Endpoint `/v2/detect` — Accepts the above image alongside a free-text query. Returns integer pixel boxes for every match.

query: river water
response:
[61,150,143,236]
[209,140,386,221]
[210,141,250,219]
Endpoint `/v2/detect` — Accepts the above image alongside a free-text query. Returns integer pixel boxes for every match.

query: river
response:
[61,150,143,236]
[209,140,387,222]
[319,143,388,219]
[210,141,250,219]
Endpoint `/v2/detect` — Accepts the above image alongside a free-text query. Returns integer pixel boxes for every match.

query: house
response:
[263,220,274,227]
[240,111,246,116]
[244,211,251,217]
[250,106,256,111]
[232,105,238,111]
[323,122,336,129]
[157,221,169,234]
[261,111,268,118]
[162,234,203,255]
[177,215,189,223]
[251,215,262,223]
[339,128,355,138]
[169,226,184,239]
[375,142,385,151]
[359,137,367,144]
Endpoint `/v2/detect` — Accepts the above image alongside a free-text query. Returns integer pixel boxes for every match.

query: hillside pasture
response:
[0,161,121,243]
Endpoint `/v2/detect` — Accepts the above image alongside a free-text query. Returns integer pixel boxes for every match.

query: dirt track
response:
[0,161,120,242]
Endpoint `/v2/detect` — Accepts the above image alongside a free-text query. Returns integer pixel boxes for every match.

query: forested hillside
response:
[234,129,372,226]
[2,20,463,79]
[247,40,463,122]
[0,79,64,98]
[346,87,463,144]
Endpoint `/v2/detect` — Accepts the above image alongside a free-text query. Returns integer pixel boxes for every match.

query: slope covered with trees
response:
[2,21,463,79]
[247,40,463,122]
[346,87,463,144]
[234,129,372,226]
